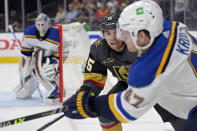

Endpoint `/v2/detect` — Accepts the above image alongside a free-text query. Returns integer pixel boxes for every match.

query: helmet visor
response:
[116,23,131,42]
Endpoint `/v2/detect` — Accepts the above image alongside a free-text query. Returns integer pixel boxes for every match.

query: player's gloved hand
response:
[41,58,58,81]
[63,91,97,119]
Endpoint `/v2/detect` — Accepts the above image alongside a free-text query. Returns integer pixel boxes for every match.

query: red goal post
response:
[56,23,91,103]
[57,24,64,103]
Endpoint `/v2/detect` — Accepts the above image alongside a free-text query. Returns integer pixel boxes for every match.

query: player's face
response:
[104,29,125,52]
[36,22,48,37]
[117,30,138,52]
[137,31,150,48]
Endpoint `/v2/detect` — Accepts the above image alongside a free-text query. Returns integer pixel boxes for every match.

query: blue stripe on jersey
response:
[116,92,136,121]
[109,94,128,122]
[188,106,197,119]
[188,51,197,77]
[189,33,197,45]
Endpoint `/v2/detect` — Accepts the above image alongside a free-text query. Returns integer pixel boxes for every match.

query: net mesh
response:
[57,22,91,102]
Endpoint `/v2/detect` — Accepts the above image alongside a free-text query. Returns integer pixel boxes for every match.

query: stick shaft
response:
[37,114,64,131]
[9,25,19,42]
[0,106,67,128]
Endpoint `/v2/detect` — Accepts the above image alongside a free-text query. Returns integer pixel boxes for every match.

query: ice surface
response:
[0,64,174,131]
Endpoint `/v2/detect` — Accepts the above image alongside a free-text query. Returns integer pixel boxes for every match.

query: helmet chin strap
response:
[137,49,142,57]
[135,38,154,57]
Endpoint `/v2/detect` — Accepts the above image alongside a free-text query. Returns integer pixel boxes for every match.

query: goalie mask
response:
[35,13,51,37]
[117,0,164,54]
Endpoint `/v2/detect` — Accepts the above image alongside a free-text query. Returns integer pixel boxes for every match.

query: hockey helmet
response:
[117,0,164,53]
[101,13,119,31]
[35,13,51,37]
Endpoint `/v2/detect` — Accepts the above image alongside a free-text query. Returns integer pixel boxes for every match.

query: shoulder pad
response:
[24,25,37,36]
[47,27,60,43]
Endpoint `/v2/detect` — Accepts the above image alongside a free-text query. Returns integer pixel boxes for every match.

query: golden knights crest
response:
[113,65,130,81]
[95,39,103,47]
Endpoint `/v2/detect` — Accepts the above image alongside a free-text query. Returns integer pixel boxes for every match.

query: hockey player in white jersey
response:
[63,0,197,130]
[13,13,61,104]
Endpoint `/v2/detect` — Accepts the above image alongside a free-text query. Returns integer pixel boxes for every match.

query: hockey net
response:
[57,22,91,103]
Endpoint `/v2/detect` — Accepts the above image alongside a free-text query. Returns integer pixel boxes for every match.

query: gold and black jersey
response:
[81,38,137,95]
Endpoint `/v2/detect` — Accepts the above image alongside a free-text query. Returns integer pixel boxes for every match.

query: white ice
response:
[0,64,174,131]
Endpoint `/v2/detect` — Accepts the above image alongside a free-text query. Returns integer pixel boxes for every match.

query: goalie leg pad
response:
[34,50,61,104]
[13,52,36,99]
[18,53,33,86]
[13,77,36,99]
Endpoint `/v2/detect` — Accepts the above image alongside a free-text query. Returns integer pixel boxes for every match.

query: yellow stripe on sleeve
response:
[21,48,34,52]
[46,38,60,45]
[155,22,176,78]
[108,94,128,123]
[24,35,36,38]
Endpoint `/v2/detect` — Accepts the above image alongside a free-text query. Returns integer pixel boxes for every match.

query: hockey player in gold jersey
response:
[77,13,137,131]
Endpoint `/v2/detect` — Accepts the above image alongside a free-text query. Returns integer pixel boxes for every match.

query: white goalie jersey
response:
[108,20,197,122]
[21,25,60,57]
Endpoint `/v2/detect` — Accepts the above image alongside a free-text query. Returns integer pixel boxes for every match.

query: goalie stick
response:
[0,106,68,128]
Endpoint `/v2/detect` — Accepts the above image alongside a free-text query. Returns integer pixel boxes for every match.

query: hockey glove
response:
[63,91,97,119]
[41,58,59,81]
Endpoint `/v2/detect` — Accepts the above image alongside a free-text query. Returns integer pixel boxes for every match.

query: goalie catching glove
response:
[41,57,59,81]
[63,91,97,119]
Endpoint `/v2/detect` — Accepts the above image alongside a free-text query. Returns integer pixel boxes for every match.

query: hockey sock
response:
[101,122,122,131]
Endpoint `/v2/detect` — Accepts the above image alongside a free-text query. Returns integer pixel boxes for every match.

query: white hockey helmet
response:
[35,13,51,37]
[117,0,164,52]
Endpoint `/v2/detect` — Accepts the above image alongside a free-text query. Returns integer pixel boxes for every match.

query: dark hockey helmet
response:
[101,13,119,31]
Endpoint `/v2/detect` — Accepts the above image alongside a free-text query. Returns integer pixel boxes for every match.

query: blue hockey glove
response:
[63,91,97,119]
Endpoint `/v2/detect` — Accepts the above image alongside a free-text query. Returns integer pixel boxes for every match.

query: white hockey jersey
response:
[108,19,197,122]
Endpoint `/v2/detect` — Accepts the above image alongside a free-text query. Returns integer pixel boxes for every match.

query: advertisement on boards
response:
[0,31,102,63]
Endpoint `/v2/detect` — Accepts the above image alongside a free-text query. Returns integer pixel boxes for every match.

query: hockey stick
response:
[36,114,64,131]
[8,25,43,99]
[0,106,68,128]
